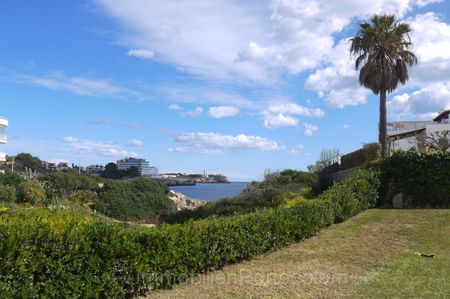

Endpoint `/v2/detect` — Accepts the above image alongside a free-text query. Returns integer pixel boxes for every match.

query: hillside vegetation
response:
[149,209,450,299]
[163,169,319,223]
[0,151,448,298]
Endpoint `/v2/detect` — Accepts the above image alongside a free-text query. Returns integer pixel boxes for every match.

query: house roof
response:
[433,109,450,122]
[387,127,426,141]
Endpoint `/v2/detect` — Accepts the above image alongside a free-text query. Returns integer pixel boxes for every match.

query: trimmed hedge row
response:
[376,151,450,208]
[0,169,379,298]
[318,169,380,222]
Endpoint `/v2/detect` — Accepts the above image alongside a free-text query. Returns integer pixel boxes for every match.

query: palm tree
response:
[351,14,417,157]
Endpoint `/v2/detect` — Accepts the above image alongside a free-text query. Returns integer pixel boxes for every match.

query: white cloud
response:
[183,107,203,117]
[388,83,450,120]
[285,144,305,156]
[173,131,285,151]
[263,112,299,129]
[385,13,450,120]
[160,84,324,128]
[63,136,139,158]
[160,85,258,110]
[338,124,351,130]
[87,119,144,129]
[266,103,324,118]
[325,88,370,109]
[305,38,371,108]
[168,104,182,110]
[262,102,323,129]
[126,139,144,146]
[14,72,137,98]
[127,49,155,59]
[95,0,436,84]
[208,106,240,118]
[168,147,223,155]
[304,123,319,136]
[408,12,450,85]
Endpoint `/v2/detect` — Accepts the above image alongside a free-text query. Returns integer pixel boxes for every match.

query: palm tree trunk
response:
[379,90,388,157]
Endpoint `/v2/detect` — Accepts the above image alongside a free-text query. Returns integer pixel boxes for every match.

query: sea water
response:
[170,182,248,201]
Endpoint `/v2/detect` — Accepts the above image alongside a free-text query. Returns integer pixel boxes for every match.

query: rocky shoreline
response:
[168,190,207,211]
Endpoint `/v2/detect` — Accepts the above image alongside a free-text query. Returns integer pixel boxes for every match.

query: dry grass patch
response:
[144,210,448,298]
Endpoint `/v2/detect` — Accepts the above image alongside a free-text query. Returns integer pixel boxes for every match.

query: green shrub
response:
[376,151,450,208]
[0,169,379,297]
[96,178,174,221]
[317,169,380,222]
[18,180,47,206]
[40,171,100,199]
[0,171,24,189]
[69,190,98,206]
[0,185,16,203]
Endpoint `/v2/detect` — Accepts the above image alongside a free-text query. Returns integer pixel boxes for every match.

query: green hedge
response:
[376,151,450,208]
[318,169,380,222]
[0,169,379,298]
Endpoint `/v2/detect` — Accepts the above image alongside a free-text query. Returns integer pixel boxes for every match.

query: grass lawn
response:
[145,209,450,299]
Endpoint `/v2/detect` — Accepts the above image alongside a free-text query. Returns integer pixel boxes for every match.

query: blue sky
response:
[1,0,450,181]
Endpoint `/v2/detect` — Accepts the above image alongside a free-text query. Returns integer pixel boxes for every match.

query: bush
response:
[376,151,450,208]
[0,171,24,189]
[96,178,174,221]
[0,185,16,203]
[317,169,380,222]
[0,169,379,297]
[40,171,100,199]
[69,190,98,206]
[18,180,47,206]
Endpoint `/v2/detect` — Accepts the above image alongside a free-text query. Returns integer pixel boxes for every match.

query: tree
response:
[101,162,122,179]
[420,130,450,153]
[351,14,417,157]
[126,166,140,178]
[40,170,99,198]
[14,153,46,173]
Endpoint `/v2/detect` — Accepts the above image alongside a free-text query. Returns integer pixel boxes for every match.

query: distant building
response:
[117,157,158,176]
[57,162,70,171]
[0,117,8,162]
[387,109,450,152]
[85,164,105,175]
[47,162,57,171]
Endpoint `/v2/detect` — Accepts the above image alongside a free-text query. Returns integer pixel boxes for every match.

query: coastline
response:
[169,182,248,202]
[168,190,207,211]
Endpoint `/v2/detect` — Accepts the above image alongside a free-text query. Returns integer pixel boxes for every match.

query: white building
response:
[387,110,450,152]
[0,117,8,162]
[85,164,105,175]
[116,157,159,176]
